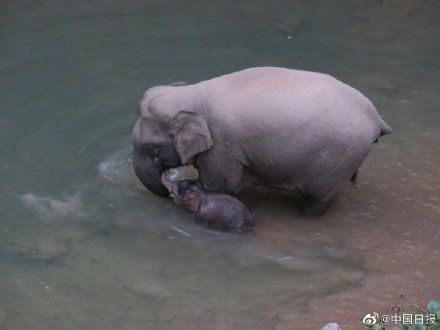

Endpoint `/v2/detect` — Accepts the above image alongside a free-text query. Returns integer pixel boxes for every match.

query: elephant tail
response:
[379,119,392,136]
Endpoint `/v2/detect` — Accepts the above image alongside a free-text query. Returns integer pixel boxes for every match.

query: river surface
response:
[1,1,439,329]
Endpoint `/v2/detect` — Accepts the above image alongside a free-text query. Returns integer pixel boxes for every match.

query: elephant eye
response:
[184,191,195,199]
[141,145,153,153]
[177,185,188,196]
[183,187,193,196]
[140,145,158,157]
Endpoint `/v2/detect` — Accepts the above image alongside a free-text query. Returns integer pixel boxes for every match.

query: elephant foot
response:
[300,196,333,217]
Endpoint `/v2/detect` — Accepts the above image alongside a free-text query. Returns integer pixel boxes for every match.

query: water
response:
[1,1,439,329]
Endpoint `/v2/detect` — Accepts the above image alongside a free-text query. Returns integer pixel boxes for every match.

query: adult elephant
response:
[132,67,391,216]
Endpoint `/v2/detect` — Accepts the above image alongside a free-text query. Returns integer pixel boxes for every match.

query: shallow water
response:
[1,0,439,329]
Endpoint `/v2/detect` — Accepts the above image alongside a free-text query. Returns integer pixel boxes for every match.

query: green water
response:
[1,1,439,329]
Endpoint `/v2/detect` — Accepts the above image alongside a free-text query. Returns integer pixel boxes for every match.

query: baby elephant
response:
[161,170,254,232]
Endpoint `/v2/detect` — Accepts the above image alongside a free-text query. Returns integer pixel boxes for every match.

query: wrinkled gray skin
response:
[161,169,254,232]
[132,67,392,217]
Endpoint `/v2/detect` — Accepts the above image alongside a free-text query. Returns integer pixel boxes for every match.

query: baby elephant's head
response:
[161,171,204,212]
[173,180,205,213]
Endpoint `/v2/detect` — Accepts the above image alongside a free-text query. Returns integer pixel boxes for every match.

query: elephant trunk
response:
[132,149,169,197]
[160,171,174,195]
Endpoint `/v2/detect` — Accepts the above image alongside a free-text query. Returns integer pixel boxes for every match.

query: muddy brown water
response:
[0,0,439,329]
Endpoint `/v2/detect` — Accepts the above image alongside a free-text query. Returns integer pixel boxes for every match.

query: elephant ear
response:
[172,111,213,164]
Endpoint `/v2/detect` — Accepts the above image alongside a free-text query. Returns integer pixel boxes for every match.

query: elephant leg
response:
[299,179,348,217]
[300,194,335,217]
[298,158,358,217]
[198,165,244,194]
[195,153,245,194]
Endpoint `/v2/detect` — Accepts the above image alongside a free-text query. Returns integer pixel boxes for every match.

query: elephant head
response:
[160,171,204,212]
[132,85,213,197]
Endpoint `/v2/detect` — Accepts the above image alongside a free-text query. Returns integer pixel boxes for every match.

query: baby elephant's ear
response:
[173,111,213,164]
